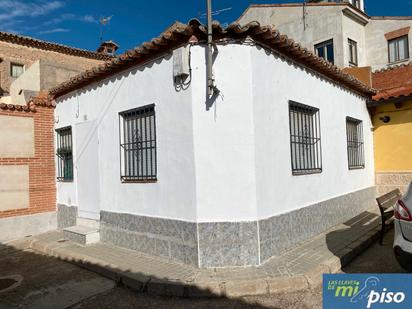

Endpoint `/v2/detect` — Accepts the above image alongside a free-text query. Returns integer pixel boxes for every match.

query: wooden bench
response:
[376,189,401,245]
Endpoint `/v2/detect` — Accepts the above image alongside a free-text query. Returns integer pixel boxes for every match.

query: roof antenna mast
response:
[303,0,308,30]
[206,0,214,98]
[99,15,113,42]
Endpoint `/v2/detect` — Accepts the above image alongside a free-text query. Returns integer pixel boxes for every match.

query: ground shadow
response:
[0,240,277,309]
[325,210,398,271]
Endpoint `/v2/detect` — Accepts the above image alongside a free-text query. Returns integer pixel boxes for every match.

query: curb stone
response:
[27,223,382,298]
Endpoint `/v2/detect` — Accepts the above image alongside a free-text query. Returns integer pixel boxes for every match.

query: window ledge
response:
[292,169,322,176]
[121,179,158,184]
[57,179,74,183]
[349,166,365,170]
[388,58,410,66]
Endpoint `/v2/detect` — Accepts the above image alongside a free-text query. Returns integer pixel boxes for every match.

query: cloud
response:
[0,1,64,22]
[82,15,98,23]
[43,13,98,27]
[0,1,98,36]
[38,28,70,35]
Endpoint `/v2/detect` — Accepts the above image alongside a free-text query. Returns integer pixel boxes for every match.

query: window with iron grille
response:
[56,127,73,181]
[289,101,322,175]
[348,38,358,66]
[119,104,157,182]
[346,117,365,169]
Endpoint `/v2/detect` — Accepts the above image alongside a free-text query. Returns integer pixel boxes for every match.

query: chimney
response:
[97,40,119,56]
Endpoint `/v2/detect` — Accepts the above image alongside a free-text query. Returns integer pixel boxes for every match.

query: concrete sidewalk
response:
[14,207,383,298]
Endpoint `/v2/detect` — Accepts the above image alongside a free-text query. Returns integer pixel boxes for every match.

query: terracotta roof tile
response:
[0,31,113,61]
[372,62,412,101]
[49,20,376,100]
[0,91,54,112]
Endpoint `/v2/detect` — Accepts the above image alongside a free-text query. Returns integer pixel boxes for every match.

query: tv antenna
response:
[303,0,308,30]
[199,7,232,20]
[99,15,113,42]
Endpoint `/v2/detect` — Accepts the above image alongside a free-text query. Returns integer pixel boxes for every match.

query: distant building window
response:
[388,35,409,63]
[346,117,365,169]
[351,0,360,9]
[119,104,157,182]
[315,39,334,64]
[10,63,24,78]
[56,127,73,181]
[289,101,322,175]
[348,39,358,66]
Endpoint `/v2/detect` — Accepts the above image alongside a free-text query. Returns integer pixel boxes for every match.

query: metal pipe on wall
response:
[207,0,214,98]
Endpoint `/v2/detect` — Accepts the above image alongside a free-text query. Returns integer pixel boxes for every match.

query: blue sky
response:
[1,0,411,53]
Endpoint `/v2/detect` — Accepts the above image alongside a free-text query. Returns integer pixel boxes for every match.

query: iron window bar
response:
[346,117,365,169]
[119,104,157,182]
[289,101,322,176]
[56,126,73,182]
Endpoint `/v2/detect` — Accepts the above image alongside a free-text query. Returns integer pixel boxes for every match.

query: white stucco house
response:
[50,20,376,268]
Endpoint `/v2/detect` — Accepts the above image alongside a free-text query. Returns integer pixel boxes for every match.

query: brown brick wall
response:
[0,41,103,94]
[0,105,56,219]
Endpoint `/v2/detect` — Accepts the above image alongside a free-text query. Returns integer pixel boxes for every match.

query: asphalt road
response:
[0,229,405,309]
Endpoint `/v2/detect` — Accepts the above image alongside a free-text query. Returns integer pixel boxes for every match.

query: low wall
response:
[376,172,412,196]
[0,212,57,243]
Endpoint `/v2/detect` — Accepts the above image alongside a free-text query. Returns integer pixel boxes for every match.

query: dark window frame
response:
[288,101,322,176]
[315,39,334,64]
[10,62,24,78]
[119,104,157,183]
[56,126,74,182]
[346,117,365,170]
[388,35,409,64]
[348,38,358,66]
[351,0,361,9]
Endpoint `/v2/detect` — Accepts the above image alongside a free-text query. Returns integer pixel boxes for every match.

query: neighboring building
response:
[0,92,56,242]
[50,20,375,268]
[369,63,412,195]
[0,31,113,97]
[0,32,114,243]
[238,1,412,70]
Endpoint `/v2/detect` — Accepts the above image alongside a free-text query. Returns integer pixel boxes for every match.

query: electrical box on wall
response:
[173,46,190,82]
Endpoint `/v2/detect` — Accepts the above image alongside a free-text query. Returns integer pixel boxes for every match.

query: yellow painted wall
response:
[372,100,412,171]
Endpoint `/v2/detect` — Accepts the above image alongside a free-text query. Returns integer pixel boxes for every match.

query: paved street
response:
[0,228,404,309]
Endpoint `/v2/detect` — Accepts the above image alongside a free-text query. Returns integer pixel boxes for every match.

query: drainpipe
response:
[207,0,214,98]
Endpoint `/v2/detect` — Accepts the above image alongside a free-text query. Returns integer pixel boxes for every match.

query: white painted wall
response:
[342,15,367,67]
[249,46,374,219]
[56,53,197,222]
[55,42,374,223]
[190,45,258,222]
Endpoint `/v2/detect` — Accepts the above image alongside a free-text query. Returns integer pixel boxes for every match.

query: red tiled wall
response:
[0,106,56,219]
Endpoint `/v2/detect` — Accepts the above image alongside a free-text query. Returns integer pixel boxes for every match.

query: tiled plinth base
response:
[64,187,376,268]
